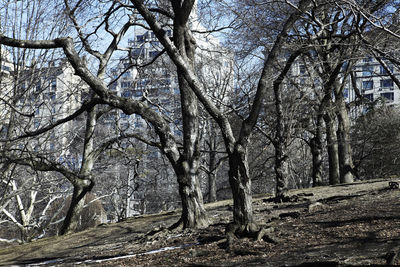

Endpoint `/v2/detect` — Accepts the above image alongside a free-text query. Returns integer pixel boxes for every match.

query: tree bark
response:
[206,123,218,203]
[175,166,208,228]
[310,115,324,186]
[274,145,289,196]
[172,4,208,228]
[60,178,93,235]
[324,111,340,185]
[228,145,254,227]
[336,96,354,183]
[273,80,289,196]
[60,107,97,235]
[208,149,217,203]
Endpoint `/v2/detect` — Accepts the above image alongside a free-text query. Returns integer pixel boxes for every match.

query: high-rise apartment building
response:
[353,57,399,105]
[292,55,399,108]
[0,53,88,165]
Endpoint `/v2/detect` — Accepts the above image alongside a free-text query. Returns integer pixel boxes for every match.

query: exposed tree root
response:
[168,218,184,231]
[144,217,204,242]
[224,223,277,251]
[274,193,299,203]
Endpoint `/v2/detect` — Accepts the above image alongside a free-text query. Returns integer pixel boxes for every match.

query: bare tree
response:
[0,168,67,243]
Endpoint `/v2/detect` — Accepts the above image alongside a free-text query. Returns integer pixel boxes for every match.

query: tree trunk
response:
[173,15,208,228]
[208,160,217,203]
[228,145,254,227]
[60,107,97,235]
[208,141,217,203]
[336,97,354,183]
[310,115,324,186]
[324,112,340,185]
[310,137,323,186]
[60,178,93,235]
[274,144,289,196]
[174,73,209,227]
[273,75,289,196]
[176,167,209,228]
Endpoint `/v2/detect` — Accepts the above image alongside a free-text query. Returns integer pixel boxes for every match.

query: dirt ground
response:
[1,179,400,266]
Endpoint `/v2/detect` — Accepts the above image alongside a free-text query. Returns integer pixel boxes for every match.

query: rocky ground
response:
[1,179,400,266]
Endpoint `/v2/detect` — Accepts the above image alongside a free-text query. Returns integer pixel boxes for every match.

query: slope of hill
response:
[1,179,400,266]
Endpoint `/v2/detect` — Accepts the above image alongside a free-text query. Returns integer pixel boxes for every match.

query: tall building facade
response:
[0,52,88,166]
[353,57,399,105]
[291,55,399,108]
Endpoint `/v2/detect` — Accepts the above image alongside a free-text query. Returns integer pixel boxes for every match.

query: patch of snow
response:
[75,243,199,265]
[26,258,65,266]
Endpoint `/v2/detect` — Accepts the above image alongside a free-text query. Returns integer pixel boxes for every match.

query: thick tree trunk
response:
[60,178,93,235]
[175,74,209,228]
[310,137,323,186]
[228,146,254,227]
[273,76,289,196]
[176,168,208,228]
[310,115,324,186]
[208,163,217,203]
[274,144,289,196]
[324,112,340,185]
[173,15,208,228]
[61,108,96,235]
[336,97,354,183]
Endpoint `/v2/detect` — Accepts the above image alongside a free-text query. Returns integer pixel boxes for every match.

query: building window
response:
[36,81,41,92]
[380,65,394,75]
[138,79,148,88]
[380,79,393,88]
[133,90,143,97]
[122,71,131,78]
[164,78,171,86]
[122,90,132,98]
[50,78,57,91]
[150,40,160,47]
[137,35,145,42]
[381,92,394,101]
[363,93,373,102]
[121,81,131,88]
[132,48,144,58]
[343,88,349,98]
[47,92,56,101]
[299,65,306,75]
[362,80,373,90]
[363,56,373,63]
[149,51,159,58]
[362,66,373,76]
